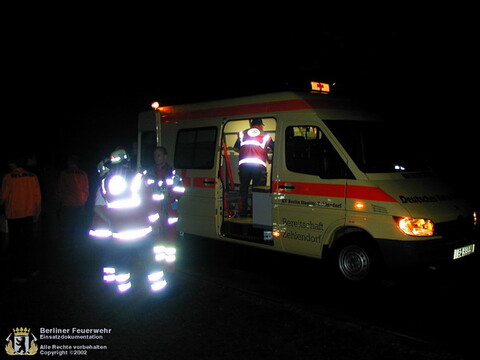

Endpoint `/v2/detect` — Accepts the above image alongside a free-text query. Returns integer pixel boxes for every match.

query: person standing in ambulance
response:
[234,118,274,217]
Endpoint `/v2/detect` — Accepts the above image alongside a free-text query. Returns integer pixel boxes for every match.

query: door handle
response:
[279,184,295,190]
[203,179,216,185]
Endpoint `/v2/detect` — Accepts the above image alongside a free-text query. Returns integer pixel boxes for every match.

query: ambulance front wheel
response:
[331,236,381,283]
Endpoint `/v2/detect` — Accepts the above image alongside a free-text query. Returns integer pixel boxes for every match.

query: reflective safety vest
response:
[101,168,144,209]
[90,168,156,241]
[144,167,185,231]
[238,127,272,168]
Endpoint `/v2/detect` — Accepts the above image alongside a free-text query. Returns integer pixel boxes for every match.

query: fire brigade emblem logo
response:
[5,327,38,356]
[247,128,261,137]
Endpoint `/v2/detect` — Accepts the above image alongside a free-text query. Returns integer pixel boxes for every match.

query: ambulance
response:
[137,83,477,282]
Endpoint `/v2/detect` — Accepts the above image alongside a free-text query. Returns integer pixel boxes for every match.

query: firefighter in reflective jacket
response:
[234,118,274,217]
[89,148,167,293]
[144,146,184,272]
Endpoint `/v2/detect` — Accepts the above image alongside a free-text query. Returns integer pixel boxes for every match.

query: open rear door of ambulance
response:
[174,125,220,239]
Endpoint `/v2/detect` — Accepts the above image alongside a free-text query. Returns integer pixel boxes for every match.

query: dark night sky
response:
[1,10,477,203]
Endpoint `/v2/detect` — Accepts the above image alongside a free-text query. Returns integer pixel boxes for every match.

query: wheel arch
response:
[323,226,385,282]
[326,226,376,251]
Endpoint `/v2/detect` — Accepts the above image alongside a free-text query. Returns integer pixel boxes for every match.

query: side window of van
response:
[285,126,352,179]
[174,127,218,169]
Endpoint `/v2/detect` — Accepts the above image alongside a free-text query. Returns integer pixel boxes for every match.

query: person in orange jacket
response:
[58,155,89,240]
[0,155,42,281]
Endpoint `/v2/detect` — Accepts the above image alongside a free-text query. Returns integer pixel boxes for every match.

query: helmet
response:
[97,159,110,177]
[110,148,130,165]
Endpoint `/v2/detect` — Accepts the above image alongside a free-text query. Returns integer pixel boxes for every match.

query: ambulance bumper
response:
[377,233,478,269]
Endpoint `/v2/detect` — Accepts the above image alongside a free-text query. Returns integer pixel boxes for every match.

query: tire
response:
[332,237,380,282]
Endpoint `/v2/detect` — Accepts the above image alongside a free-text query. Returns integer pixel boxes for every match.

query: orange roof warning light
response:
[310,81,330,94]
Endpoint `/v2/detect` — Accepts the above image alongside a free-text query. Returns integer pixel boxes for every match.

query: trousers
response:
[238,165,266,217]
[7,217,37,277]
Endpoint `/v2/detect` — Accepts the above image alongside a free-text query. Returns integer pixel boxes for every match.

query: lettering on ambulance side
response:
[399,193,456,203]
[281,217,324,244]
[280,198,342,208]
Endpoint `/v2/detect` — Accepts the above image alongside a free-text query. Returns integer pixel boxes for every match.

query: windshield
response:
[325,120,429,173]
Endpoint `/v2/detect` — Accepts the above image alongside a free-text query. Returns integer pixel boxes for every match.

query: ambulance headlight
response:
[108,175,127,195]
[395,216,434,237]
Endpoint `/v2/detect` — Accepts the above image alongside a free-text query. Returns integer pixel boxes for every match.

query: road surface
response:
[1,225,478,359]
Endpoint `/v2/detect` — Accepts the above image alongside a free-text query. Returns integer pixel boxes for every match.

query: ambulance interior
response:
[220,118,276,244]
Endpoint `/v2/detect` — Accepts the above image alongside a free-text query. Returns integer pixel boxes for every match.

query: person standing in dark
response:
[148,146,174,183]
[0,155,42,281]
[57,155,89,241]
[145,146,175,223]
[234,119,274,217]
[144,146,183,272]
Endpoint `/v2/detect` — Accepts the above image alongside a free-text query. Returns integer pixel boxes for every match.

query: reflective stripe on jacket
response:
[238,127,271,168]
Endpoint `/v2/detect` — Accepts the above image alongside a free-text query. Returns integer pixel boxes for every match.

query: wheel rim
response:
[338,244,370,281]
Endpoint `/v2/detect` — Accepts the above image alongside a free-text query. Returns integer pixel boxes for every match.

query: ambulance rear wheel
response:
[333,237,380,282]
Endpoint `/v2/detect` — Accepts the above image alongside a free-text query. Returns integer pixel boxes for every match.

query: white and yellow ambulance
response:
[137,84,477,281]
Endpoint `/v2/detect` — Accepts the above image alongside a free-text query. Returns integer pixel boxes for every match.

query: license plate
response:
[453,244,475,260]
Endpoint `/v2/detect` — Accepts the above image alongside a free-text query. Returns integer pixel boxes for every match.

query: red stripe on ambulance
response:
[160,99,332,122]
[272,181,396,203]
